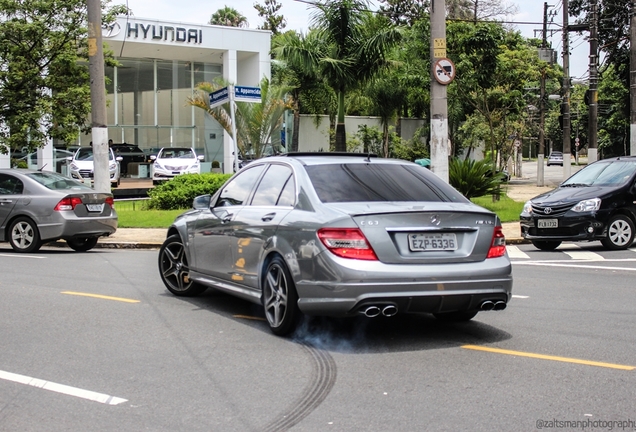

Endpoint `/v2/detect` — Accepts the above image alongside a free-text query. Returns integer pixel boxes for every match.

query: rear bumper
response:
[38,216,118,241]
[294,256,512,316]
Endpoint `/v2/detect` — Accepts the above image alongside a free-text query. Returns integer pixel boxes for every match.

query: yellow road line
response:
[461,345,635,371]
[233,314,266,321]
[61,291,140,304]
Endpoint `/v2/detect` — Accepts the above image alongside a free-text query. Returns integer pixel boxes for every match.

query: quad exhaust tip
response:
[481,300,507,311]
[362,304,398,318]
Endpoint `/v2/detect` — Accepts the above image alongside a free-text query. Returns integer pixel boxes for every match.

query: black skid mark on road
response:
[260,341,337,432]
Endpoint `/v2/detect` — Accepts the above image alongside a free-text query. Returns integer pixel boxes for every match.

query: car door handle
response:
[222,213,234,223]
[0,199,13,204]
[261,212,276,222]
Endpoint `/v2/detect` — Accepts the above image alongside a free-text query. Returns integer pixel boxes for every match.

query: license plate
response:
[86,203,104,212]
[537,219,558,228]
[409,233,457,251]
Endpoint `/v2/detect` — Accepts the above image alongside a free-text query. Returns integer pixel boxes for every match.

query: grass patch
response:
[471,194,525,223]
[115,199,185,228]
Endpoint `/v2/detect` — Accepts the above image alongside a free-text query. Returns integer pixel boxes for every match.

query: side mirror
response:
[116,156,123,162]
[66,156,72,161]
[192,194,212,210]
[150,155,157,161]
[198,155,205,161]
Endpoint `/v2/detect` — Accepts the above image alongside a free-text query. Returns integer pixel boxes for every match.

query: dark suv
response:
[109,143,146,176]
[520,156,636,250]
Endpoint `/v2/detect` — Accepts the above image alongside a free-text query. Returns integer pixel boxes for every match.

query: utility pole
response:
[537,2,549,187]
[587,0,598,163]
[87,0,109,193]
[631,0,636,156]
[430,0,449,183]
[562,0,572,180]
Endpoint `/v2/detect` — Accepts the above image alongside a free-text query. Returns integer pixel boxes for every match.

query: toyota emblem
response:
[544,207,552,214]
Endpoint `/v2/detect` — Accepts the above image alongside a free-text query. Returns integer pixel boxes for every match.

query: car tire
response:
[111,180,119,188]
[601,215,635,250]
[8,217,42,253]
[262,255,301,336]
[158,235,207,296]
[66,237,99,252]
[531,240,561,251]
[433,310,479,322]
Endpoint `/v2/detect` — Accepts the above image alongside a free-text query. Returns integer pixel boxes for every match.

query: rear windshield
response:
[562,160,636,187]
[304,163,469,203]
[27,172,91,190]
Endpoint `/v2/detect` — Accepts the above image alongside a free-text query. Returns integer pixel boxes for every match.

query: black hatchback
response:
[520,156,636,250]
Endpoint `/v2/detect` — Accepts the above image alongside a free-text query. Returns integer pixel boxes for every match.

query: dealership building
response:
[0,16,271,173]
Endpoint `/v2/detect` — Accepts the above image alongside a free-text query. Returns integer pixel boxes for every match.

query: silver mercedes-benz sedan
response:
[158,154,513,336]
[0,169,118,253]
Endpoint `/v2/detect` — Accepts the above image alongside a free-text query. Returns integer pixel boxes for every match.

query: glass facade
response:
[77,59,225,166]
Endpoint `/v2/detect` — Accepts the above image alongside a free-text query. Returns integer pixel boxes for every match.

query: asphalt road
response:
[1,244,635,431]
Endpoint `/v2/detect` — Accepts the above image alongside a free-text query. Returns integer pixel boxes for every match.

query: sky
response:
[120,0,589,78]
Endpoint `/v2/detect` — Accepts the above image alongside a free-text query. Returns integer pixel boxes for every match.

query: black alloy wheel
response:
[601,215,635,250]
[66,237,99,252]
[531,240,562,251]
[158,235,207,296]
[8,217,42,253]
[262,255,300,336]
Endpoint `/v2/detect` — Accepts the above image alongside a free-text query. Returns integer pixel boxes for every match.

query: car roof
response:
[271,152,409,167]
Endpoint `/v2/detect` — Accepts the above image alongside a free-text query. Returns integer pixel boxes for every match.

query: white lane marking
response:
[514,261,636,272]
[0,253,46,259]
[0,370,127,405]
[506,246,529,259]
[563,251,605,261]
[557,243,582,250]
[512,295,529,299]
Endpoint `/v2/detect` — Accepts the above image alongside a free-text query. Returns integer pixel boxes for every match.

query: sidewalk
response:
[76,180,552,249]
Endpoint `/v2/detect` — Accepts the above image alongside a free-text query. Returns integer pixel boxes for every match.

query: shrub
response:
[212,160,220,168]
[147,173,232,210]
[449,158,505,199]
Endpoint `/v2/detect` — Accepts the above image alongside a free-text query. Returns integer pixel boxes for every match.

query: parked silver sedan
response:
[158,154,513,336]
[0,169,118,253]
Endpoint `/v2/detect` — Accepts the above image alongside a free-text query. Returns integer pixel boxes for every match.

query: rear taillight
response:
[317,228,378,261]
[54,197,83,211]
[105,197,114,208]
[487,226,506,258]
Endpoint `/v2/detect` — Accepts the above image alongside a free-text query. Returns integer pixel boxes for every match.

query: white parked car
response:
[150,147,204,185]
[67,147,122,188]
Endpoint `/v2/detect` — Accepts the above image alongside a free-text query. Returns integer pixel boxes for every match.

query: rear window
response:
[305,163,469,203]
[27,172,91,191]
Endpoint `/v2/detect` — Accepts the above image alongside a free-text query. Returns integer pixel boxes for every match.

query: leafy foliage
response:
[147,173,232,210]
[254,0,286,34]
[209,6,248,27]
[0,0,124,154]
[448,158,505,199]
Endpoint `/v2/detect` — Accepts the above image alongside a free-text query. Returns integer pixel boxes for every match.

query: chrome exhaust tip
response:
[493,301,507,311]
[382,305,398,317]
[480,301,495,311]
[363,306,381,318]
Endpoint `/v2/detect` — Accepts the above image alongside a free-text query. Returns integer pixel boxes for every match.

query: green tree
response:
[209,6,249,28]
[0,0,126,155]
[188,77,292,159]
[377,0,429,26]
[272,29,336,152]
[254,0,286,35]
[309,0,402,151]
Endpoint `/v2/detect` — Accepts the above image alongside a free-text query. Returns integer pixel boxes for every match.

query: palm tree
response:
[209,6,249,28]
[188,77,292,159]
[272,30,335,152]
[309,0,402,151]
